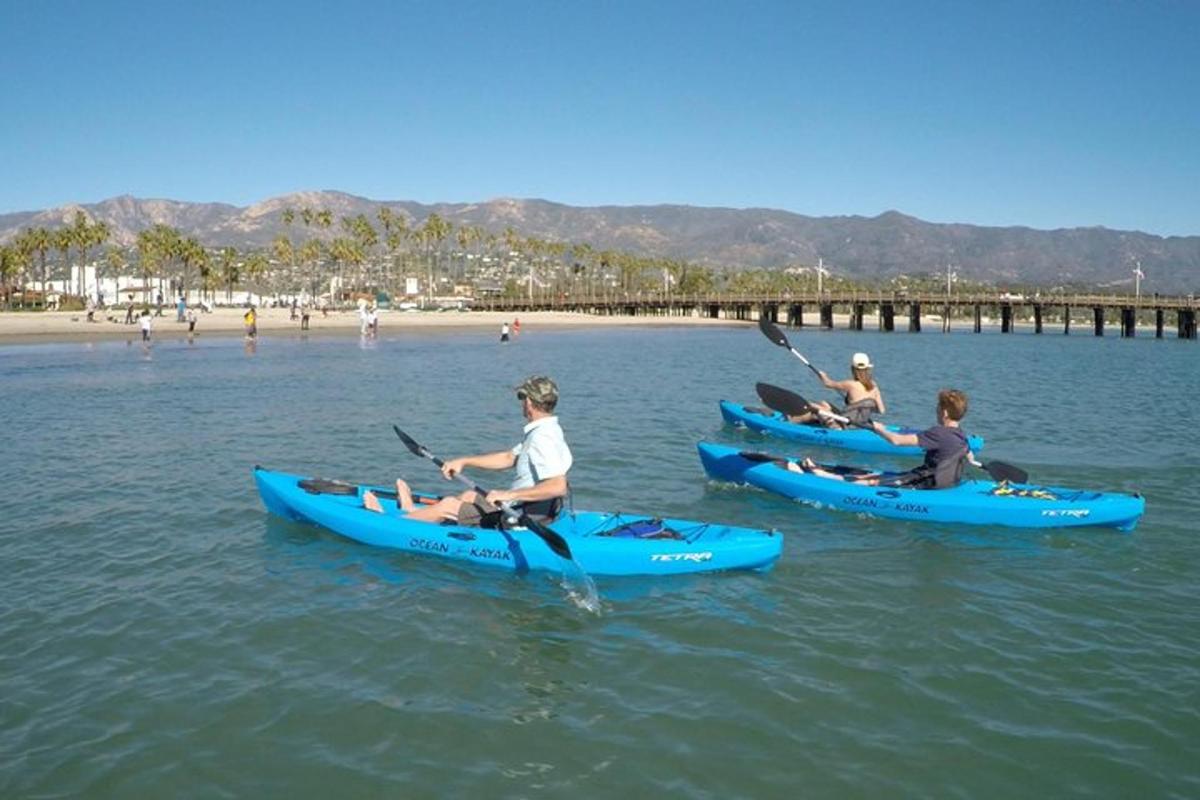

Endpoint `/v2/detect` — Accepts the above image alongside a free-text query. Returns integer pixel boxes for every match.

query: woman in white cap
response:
[789,351,886,428]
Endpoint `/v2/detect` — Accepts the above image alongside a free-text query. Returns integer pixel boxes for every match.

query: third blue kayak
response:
[720,399,985,456]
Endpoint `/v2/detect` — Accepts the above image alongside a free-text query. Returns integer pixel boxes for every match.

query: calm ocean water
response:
[2,323,1198,798]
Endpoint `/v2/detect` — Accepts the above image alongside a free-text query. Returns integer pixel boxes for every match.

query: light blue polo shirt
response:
[510,416,572,490]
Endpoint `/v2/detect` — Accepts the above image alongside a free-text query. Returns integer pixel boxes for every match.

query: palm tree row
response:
[3,203,993,311]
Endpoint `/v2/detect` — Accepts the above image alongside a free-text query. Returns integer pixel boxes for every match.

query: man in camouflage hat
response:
[363,375,573,527]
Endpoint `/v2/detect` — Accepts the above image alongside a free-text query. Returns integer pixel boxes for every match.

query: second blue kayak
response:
[720,399,985,456]
[697,443,1144,531]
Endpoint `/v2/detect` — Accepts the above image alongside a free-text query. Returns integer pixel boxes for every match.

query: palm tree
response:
[298,239,322,300]
[102,246,127,303]
[420,213,452,300]
[52,227,72,297]
[219,247,239,302]
[0,245,30,308]
[178,237,206,302]
[243,252,269,301]
[281,207,297,290]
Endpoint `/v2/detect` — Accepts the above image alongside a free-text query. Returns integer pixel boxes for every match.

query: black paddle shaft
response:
[392,425,574,560]
[758,317,822,377]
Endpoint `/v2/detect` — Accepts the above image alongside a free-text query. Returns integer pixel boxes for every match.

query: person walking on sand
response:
[139,310,153,342]
[124,294,135,325]
[500,321,510,343]
[186,307,197,333]
[244,306,257,339]
[300,302,311,331]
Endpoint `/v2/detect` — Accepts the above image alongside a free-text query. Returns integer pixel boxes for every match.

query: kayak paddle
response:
[758,317,822,378]
[756,382,820,418]
[754,384,1029,483]
[392,425,574,561]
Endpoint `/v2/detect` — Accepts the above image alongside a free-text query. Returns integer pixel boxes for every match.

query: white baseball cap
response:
[851,352,873,369]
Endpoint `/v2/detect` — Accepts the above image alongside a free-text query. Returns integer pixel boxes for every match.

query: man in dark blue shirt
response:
[797,389,972,489]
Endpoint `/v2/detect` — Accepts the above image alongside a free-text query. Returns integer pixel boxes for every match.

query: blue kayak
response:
[697,443,1144,531]
[720,400,985,456]
[255,467,782,575]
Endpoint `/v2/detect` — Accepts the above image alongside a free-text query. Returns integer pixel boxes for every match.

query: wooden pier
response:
[472,292,1200,339]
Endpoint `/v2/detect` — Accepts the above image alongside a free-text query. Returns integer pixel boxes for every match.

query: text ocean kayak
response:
[720,400,985,456]
[255,467,782,575]
[697,443,1144,531]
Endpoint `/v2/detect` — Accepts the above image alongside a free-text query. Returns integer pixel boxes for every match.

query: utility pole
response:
[815,257,830,295]
[943,263,958,333]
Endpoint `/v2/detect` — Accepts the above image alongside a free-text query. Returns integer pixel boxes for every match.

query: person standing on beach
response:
[300,302,311,331]
[176,295,186,322]
[124,294,135,325]
[139,310,153,342]
[85,296,96,323]
[244,306,257,339]
[186,307,197,333]
[500,321,510,342]
[155,291,164,317]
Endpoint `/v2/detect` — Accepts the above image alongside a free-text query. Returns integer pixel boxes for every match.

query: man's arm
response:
[441,449,517,479]
[870,420,919,447]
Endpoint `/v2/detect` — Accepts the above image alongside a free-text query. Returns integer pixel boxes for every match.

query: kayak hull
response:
[720,400,985,456]
[697,443,1144,531]
[255,467,782,575]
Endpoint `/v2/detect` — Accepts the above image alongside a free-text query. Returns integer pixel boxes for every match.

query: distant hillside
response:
[2,192,1197,293]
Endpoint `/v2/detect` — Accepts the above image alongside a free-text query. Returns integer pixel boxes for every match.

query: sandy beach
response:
[0,306,756,344]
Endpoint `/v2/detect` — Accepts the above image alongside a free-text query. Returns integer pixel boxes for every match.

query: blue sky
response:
[2,0,1197,235]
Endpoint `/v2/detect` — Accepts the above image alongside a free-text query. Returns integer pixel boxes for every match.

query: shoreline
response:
[0,308,1179,346]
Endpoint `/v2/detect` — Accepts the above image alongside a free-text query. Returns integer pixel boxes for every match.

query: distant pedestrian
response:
[512,317,521,338]
[124,294,135,325]
[85,296,96,323]
[140,310,153,342]
[301,303,311,331]
[290,297,299,321]
[358,302,370,336]
[244,306,257,339]
[186,307,197,333]
[176,295,186,322]
[155,291,164,317]
[368,306,379,337]
[500,322,510,343]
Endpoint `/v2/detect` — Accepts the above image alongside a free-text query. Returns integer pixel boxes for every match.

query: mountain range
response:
[2,192,1197,293]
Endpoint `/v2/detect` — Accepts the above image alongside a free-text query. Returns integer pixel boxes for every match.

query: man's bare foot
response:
[363,490,384,513]
[395,479,415,513]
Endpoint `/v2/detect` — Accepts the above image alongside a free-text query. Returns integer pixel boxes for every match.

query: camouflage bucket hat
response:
[515,375,559,406]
